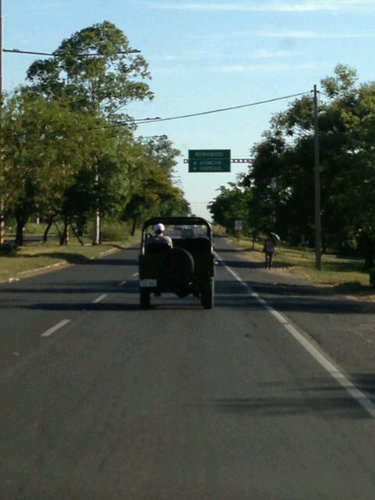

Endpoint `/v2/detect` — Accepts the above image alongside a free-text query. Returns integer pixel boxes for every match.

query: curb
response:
[3,245,126,284]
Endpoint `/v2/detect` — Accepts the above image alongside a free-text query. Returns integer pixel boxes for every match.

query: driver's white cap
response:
[154,223,165,232]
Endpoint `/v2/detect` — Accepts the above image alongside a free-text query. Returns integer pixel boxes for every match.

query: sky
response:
[3,0,375,219]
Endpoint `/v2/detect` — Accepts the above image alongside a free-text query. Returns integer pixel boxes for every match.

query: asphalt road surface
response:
[2,236,375,499]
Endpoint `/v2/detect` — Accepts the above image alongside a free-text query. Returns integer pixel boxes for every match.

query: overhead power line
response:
[134,91,310,124]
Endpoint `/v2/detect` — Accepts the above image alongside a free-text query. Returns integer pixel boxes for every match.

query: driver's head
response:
[154,223,165,235]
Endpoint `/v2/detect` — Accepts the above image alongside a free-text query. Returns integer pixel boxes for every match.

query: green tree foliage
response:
[8,22,188,244]
[140,135,180,179]
[124,159,190,235]
[208,185,252,235]
[0,23,195,247]
[1,91,100,245]
[237,64,375,266]
[26,21,153,118]
[57,125,137,244]
[123,136,189,233]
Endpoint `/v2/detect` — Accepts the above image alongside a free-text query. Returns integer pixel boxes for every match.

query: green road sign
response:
[188,149,231,172]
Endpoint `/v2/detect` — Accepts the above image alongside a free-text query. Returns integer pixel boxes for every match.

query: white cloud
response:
[141,0,374,13]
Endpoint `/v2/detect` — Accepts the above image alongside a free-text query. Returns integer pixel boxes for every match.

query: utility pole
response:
[0,0,4,245]
[313,84,321,270]
[93,164,100,245]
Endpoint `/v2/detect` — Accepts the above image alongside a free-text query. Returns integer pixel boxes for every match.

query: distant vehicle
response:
[138,216,215,309]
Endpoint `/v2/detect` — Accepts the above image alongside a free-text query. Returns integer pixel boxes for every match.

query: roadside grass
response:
[0,233,140,283]
[2,228,374,299]
[229,235,374,297]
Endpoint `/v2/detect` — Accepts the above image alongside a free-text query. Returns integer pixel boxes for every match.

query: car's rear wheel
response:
[165,247,195,281]
[140,288,151,309]
[201,278,214,309]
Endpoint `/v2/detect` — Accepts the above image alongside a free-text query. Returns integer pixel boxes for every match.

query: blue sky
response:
[4,0,375,218]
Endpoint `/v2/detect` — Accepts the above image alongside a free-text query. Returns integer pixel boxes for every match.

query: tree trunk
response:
[131,218,137,236]
[364,235,375,268]
[15,220,24,246]
[14,212,29,246]
[43,217,54,243]
[60,217,70,246]
[71,224,84,246]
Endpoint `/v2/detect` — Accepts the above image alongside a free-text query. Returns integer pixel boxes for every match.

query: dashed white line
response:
[41,319,71,338]
[216,252,375,419]
[119,281,127,287]
[92,294,107,304]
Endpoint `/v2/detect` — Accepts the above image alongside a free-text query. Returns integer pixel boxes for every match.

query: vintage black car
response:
[138,216,215,309]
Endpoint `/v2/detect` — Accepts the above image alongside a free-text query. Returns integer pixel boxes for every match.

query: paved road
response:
[1,236,375,499]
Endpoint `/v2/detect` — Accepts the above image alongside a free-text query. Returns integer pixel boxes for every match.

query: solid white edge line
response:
[41,319,71,338]
[215,251,375,418]
[92,294,107,304]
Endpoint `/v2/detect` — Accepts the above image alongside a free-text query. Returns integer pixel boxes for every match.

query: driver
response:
[146,223,173,249]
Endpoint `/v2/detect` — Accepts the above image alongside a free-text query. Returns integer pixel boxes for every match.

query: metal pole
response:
[0,0,4,245]
[313,84,321,270]
[0,0,2,95]
[92,164,100,245]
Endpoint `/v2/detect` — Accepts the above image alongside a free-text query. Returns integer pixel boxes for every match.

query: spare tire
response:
[164,247,194,281]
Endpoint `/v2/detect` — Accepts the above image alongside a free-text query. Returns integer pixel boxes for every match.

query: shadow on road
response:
[27,302,141,312]
[247,281,375,315]
[351,373,375,396]
[20,252,139,267]
[2,278,375,315]
[199,376,375,420]
[20,252,92,265]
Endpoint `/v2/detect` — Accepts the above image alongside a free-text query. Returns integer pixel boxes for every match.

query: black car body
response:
[138,216,215,309]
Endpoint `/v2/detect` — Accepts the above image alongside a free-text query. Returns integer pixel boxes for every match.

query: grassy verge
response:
[0,233,140,283]
[228,234,374,298]
[2,229,374,299]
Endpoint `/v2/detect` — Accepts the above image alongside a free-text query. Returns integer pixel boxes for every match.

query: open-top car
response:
[138,216,215,309]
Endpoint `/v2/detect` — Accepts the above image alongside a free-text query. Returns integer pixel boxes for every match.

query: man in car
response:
[146,223,173,249]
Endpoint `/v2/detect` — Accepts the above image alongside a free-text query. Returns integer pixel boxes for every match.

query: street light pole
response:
[313,84,322,270]
[0,0,4,245]
[0,0,2,95]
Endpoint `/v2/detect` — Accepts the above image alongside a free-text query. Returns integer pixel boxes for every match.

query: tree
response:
[240,64,375,266]
[140,135,180,179]
[1,91,99,245]
[208,185,251,235]
[123,164,189,235]
[24,21,154,244]
[26,21,153,118]
[319,74,375,265]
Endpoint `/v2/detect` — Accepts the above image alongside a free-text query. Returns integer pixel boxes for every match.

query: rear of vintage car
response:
[138,217,215,309]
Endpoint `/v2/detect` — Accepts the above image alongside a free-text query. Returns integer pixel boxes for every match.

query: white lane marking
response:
[92,294,107,304]
[131,272,139,279]
[41,319,71,338]
[215,252,375,418]
[119,281,127,287]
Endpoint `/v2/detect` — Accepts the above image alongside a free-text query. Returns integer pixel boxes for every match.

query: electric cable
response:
[134,91,310,124]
